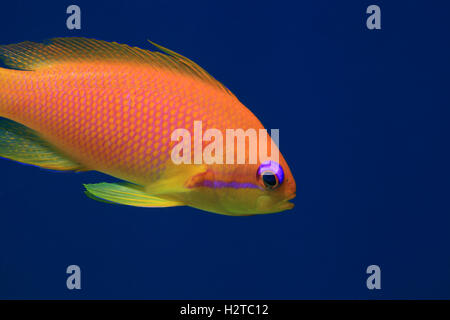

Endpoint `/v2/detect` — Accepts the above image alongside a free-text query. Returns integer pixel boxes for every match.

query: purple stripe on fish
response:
[201,180,260,189]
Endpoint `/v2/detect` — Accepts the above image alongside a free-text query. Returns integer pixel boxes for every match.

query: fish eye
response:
[262,172,278,189]
[257,161,284,190]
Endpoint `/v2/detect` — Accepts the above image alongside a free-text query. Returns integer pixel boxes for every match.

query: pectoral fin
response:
[0,118,84,171]
[84,182,183,207]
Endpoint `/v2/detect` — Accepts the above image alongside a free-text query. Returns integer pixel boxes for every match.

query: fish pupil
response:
[262,172,278,189]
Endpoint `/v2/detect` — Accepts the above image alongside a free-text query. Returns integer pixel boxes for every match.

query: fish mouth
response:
[278,193,296,211]
[256,193,296,213]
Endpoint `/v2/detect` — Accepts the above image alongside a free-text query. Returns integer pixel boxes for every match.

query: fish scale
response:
[2,62,257,182]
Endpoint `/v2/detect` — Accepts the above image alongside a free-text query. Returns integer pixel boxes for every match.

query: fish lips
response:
[256,193,296,213]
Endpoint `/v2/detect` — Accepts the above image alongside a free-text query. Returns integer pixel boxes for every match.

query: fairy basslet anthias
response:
[0,38,295,215]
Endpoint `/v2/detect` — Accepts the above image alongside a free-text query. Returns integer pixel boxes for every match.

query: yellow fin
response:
[0,118,84,171]
[148,40,231,94]
[0,37,231,94]
[84,182,183,207]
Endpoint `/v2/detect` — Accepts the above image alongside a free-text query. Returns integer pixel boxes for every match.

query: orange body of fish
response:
[0,38,295,215]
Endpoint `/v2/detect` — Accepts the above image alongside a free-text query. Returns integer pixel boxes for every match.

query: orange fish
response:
[0,38,295,215]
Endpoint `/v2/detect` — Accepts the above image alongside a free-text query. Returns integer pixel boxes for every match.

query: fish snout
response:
[279,193,296,211]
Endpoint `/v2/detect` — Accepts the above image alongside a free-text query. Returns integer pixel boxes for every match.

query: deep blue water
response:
[0,0,449,299]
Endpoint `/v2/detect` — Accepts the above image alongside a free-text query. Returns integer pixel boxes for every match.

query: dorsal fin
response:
[0,37,231,94]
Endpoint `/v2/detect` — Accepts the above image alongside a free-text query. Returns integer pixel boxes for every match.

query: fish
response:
[0,37,296,216]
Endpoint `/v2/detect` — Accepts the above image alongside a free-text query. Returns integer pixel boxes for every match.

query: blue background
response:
[0,0,449,299]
